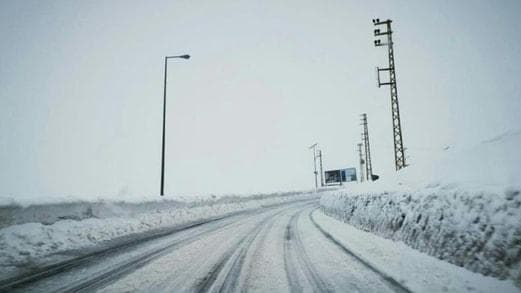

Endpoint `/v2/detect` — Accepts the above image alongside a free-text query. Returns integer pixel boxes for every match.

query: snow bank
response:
[320,129,521,284]
[0,191,317,279]
[0,191,312,228]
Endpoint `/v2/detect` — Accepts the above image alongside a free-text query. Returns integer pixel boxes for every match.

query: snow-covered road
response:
[1,199,518,293]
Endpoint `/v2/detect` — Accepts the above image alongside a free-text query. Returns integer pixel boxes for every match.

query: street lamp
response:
[161,54,190,196]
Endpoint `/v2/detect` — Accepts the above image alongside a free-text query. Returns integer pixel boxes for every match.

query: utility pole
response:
[357,143,364,182]
[361,113,373,181]
[309,143,319,190]
[318,150,324,187]
[373,18,407,171]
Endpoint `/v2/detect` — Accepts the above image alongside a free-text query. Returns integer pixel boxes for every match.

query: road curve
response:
[2,199,411,293]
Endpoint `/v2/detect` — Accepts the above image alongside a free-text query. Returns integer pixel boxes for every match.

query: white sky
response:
[1,0,520,198]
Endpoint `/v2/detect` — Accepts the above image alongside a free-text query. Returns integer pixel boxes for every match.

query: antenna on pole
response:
[373,18,407,171]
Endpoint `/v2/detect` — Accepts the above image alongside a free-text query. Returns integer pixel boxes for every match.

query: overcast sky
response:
[1,0,520,198]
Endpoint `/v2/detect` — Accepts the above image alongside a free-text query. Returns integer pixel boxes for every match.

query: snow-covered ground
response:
[320,129,521,285]
[0,191,317,280]
[4,200,517,292]
[313,209,519,292]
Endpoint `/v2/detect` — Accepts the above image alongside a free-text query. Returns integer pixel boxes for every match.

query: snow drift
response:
[320,129,521,284]
[0,191,317,280]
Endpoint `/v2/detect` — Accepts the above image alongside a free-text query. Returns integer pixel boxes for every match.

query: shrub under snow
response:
[320,129,521,284]
[320,187,521,281]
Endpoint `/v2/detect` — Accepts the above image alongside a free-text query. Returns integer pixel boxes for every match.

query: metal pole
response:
[363,132,369,181]
[361,114,373,181]
[319,150,324,187]
[160,54,190,196]
[386,21,406,170]
[357,143,364,182]
[373,18,406,170]
[309,143,318,190]
[160,57,168,196]
[313,149,318,189]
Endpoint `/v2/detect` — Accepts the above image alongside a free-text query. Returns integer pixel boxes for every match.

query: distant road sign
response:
[325,168,357,184]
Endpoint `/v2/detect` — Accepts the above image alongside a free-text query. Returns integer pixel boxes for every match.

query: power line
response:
[373,18,407,171]
[318,149,324,187]
[357,143,364,182]
[361,113,373,181]
[308,143,319,190]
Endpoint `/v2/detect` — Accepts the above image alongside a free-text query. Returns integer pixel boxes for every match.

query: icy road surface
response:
[1,199,518,293]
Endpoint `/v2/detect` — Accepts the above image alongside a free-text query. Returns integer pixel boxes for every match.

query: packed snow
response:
[0,191,317,280]
[320,129,521,285]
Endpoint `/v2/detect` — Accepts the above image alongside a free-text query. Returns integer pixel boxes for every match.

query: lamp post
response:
[161,54,190,196]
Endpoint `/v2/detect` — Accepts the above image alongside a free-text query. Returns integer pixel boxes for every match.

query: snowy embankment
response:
[320,129,521,285]
[0,191,317,278]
